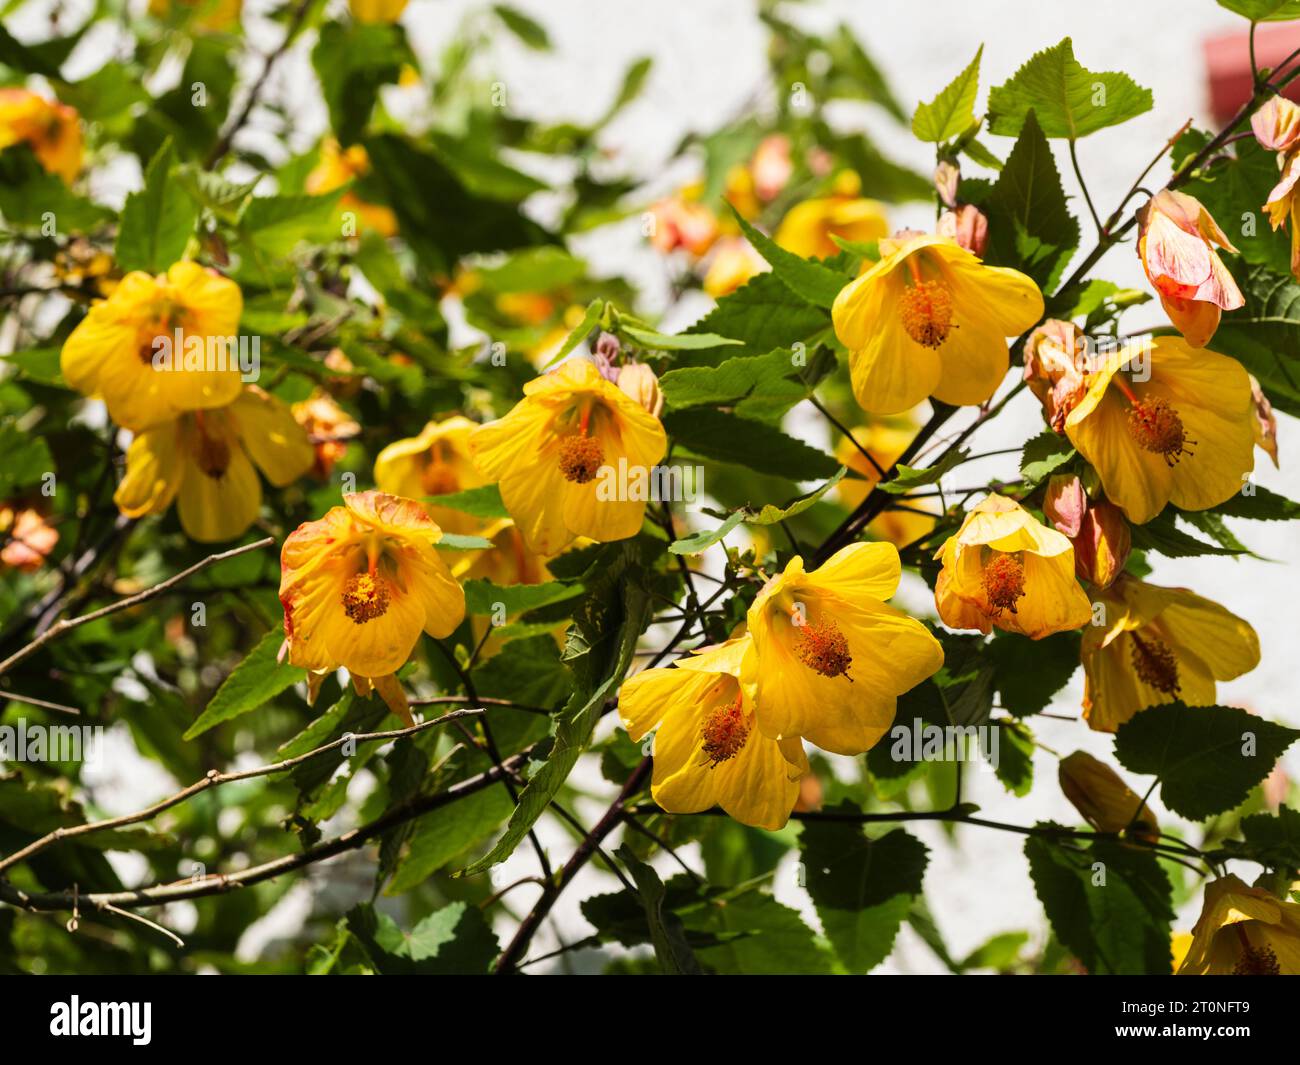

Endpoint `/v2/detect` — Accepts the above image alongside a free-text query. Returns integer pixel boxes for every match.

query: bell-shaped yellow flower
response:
[1057,750,1158,843]
[279,491,466,682]
[0,88,82,184]
[1064,337,1255,525]
[305,139,398,237]
[348,0,409,23]
[832,234,1043,415]
[934,495,1093,639]
[1081,574,1259,733]
[619,634,809,830]
[1177,875,1300,975]
[374,415,486,537]
[115,386,314,543]
[774,175,888,260]
[745,542,943,756]
[468,358,667,556]
[61,261,244,431]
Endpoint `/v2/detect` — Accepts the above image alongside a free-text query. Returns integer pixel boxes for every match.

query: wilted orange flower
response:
[0,88,82,184]
[115,386,314,542]
[468,358,667,555]
[1137,190,1242,349]
[1081,575,1260,732]
[292,390,360,479]
[279,491,466,722]
[1064,337,1255,525]
[0,504,58,571]
[61,262,244,431]
[775,171,888,259]
[934,495,1093,639]
[746,542,943,755]
[305,139,398,237]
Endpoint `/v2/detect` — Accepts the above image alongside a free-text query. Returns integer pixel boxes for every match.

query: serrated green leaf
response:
[462,578,584,616]
[426,483,509,520]
[912,46,982,143]
[116,140,198,273]
[1020,428,1076,485]
[879,448,968,494]
[663,408,840,482]
[728,206,850,309]
[184,629,304,740]
[1217,0,1300,20]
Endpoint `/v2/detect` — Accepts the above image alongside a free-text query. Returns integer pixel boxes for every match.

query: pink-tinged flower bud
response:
[617,362,663,418]
[1072,498,1130,589]
[1043,474,1087,538]
[934,161,960,208]
[752,134,793,202]
[1059,751,1158,843]
[1252,95,1300,153]
[593,332,621,383]
[937,204,988,257]
[1249,373,1280,468]
[1023,319,1089,432]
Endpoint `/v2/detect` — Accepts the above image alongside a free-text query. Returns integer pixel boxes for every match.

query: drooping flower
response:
[832,233,1043,415]
[774,172,888,259]
[1063,337,1255,525]
[745,542,943,756]
[305,139,398,237]
[374,415,486,536]
[834,422,940,548]
[279,491,466,722]
[1177,875,1300,975]
[619,634,809,830]
[1023,319,1090,432]
[1252,94,1300,152]
[148,0,242,31]
[1081,574,1260,733]
[468,358,667,556]
[348,0,409,24]
[0,88,82,184]
[1057,750,1158,844]
[702,236,768,298]
[1264,143,1300,278]
[60,261,244,431]
[1136,190,1243,349]
[292,390,360,479]
[933,495,1093,639]
[1041,474,1131,589]
[115,385,314,542]
[0,504,58,571]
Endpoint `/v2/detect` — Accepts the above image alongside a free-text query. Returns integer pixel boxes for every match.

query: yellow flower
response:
[832,234,1043,415]
[745,542,944,755]
[619,634,809,830]
[61,262,244,431]
[1057,750,1158,843]
[374,415,485,537]
[305,139,398,238]
[834,422,940,548]
[348,0,409,23]
[774,172,888,259]
[0,88,82,184]
[1064,337,1255,525]
[148,0,242,31]
[115,385,314,542]
[933,495,1093,639]
[702,236,767,298]
[279,490,465,698]
[1177,875,1300,975]
[468,358,667,556]
[1081,574,1259,733]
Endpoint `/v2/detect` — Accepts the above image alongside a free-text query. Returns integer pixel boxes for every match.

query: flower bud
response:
[593,332,621,383]
[1023,319,1089,431]
[934,160,960,208]
[1059,751,1157,843]
[1249,373,1280,468]
[1072,498,1130,588]
[617,362,664,418]
[937,203,988,257]
[1252,95,1300,152]
[1043,474,1086,538]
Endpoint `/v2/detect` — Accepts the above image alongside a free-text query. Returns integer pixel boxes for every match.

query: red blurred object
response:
[1205,22,1300,124]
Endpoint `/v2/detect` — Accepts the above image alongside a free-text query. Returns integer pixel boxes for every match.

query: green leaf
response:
[1020,428,1076,485]
[1225,807,1300,871]
[0,145,109,233]
[912,46,982,143]
[662,408,841,482]
[0,423,54,495]
[878,448,968,494]
[462,578,584,616]
[993,720,1035,796]
[183,629,305,740]
[959,931,1030,971]
[435,533,494,551]
[239,190,345,258]
[426,483,509,520]
[615,845,702,974]
[493,5,551,49]
[1217,0,1300,20]
[345,902,499,975]
[1115,703,1300,820]
[981,110,1079,290]
[686,270,830,365]
[800,819,928,973]
[540,299,602,369]
[116,140,198,274]
[312,22,409,145]
[619,324,741,352]
[987,38,1152,139]
[0,24,63,78]
[668,468,847,554]
[1129,508,1242,559]
[659,347,824,422]
[385,787,514,892]
[728,207,850,309]
[1026,835,1173,974]
[685,891,835,975]
[666,511,745,556]
[1217,484,1300,520]
[988,630,1080,717]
